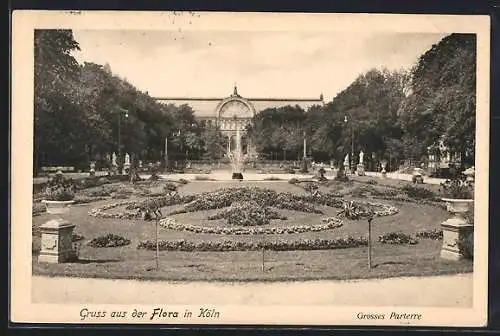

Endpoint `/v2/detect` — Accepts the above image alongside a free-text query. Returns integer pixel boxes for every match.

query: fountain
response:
[228,126,247,180]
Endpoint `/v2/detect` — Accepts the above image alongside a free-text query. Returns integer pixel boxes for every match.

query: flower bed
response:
[159,216,343,235]
[88,233,131,248]
[378,232,418,245]
[88,194,196,219]
[137,236,367,252]
[207,201,287,226]
[415,229,443,240]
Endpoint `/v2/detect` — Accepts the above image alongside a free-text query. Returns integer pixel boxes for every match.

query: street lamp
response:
[117,107,129,173]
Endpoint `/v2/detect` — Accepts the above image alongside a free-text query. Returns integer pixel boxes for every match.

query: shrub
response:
[163,182,178,192]
[366,179,378,185]
[88,233,131,248]
[378,232,418,245]
[288,178,299,184]
[415,229,443,240]
[402,184,436,200]
[284,167,295,174]
[263,176,282,181]
[458,232,474,260]
[439,178,474,199]
[178,178,189,185]
[32,202,46,216]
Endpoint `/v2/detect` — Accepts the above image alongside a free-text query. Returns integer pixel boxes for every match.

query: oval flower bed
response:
[137,236,368,252]
[159,216,343,235]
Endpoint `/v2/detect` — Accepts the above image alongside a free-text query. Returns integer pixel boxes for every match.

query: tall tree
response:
[34,29,81,173]
[399,33,476,166]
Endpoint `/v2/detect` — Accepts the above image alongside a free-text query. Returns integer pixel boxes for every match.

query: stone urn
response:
[440,198,474,260]
[41,200,75,215]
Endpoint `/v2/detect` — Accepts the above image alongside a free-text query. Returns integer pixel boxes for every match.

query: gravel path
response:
[32,273,472,307]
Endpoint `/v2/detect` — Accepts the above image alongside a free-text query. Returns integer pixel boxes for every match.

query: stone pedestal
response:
[440,199,474,261]
[356,164,365,176]
[38,219,77,263]
[344,164,350,175]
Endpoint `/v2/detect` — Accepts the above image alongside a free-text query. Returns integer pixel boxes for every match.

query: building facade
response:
[155,86,324,156]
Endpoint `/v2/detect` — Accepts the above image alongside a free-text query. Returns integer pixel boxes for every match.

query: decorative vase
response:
[440,198,474,261]
[41,200,75,215]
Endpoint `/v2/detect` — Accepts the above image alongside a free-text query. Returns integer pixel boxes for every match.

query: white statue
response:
[111,152,117,167]
[124,153,130,166]
[344,153,349,166]
[359,151,364,165]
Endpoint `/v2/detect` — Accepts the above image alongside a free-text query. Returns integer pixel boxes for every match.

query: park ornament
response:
[343,153,350,175]
[356,151,365,176]
[38,171,79,263]
[380,159,388,178]
[41,171,75,215]
[439,178,474,261]
[89,161,96,177]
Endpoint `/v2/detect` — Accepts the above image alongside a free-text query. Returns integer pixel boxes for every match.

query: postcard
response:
[11,11,490,327]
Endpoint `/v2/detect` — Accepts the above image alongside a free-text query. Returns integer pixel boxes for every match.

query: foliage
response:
[378,232,418,245]
[263,176,282,181]
[88,233,131,248]
[163,182,178,192]
[399,34,476,164]
[288,178,299,184]
[338,201,361,220]
[458,232,474,260]
[439,178,474,199]
[159,216,342,235]
[416,229,443,240]
[137,236,368,252]
[402,184,436,200]
[43,173,75,201]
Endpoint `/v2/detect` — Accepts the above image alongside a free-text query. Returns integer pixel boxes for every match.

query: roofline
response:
[154,97,323,102]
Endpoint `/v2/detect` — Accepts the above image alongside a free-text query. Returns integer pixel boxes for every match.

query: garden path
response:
[32,273,472,307]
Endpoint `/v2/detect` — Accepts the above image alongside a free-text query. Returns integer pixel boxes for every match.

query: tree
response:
[399,33,476,166]
[34,29,81,173]
[201,127,226,160]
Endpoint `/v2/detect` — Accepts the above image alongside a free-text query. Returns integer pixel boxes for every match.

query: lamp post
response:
[344,115,354,173]
[117,107,129,174]
[303,131,307,159]
[164,136,168,172]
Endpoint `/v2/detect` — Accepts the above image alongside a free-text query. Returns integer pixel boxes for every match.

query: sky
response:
[72,30,446,100]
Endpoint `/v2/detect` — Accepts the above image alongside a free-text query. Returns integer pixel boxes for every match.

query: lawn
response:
[32,179,472,281]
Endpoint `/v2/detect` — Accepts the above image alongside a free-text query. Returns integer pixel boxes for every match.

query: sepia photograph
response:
[11,11,490,326]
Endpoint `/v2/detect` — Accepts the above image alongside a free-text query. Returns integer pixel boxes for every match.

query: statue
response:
[111,152,117,167]
[344,154,349,166]
[89,161,96,177]
[123,153,131,175]
[356,151,365,176]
